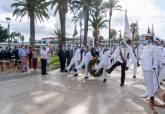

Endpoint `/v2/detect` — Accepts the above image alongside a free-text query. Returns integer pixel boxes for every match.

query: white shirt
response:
[157,46,164,68]
[140,44,158,71]
[110,45,134,67]
[40,49,48,59]
[73,48,81,61]
[84,51,92,62]
[100,49,111,66]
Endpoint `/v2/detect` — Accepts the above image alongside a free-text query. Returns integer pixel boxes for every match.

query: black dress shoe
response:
[103,79,107,83]
[73,68,77,72]
[85,76,88,79]
[105,69,110,73]
[74,74,78,77]
[42,74,45,76]
[160,82,163,85]
[120,83,124,86]
[42,73,48,76]
[133,76,136,79]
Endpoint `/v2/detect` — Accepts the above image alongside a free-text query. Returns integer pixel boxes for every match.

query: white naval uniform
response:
[110,45,134,68]
[131,44,144,78]
[140,44,158,97]
[104,44,134,85]
[160,47,165,81]
[153,45,163,93]
[96,49,112,80]
[77,51,92,77]
[66,48,81,71]
[98,47,105,60]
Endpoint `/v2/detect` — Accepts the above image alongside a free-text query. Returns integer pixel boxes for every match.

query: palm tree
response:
[10,32,17,43]
[72,11,84,47]
[11,0,50,46]
[90,16,108,46]
[70,0,96,46]
[130,22,139,41]
[0,25,9,43]
[103,0,122,47]
[110,29,117,46]
[10,32,20,42]
[50,0,68,46]
[20,35,25,44]
[51,28,63,46]
[89,0,108,46]
[98,36,104,44]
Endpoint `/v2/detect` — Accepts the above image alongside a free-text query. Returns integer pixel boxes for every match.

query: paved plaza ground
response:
[0,68,165,114]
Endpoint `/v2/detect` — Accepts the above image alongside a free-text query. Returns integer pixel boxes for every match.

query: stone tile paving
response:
[0,68,164,114]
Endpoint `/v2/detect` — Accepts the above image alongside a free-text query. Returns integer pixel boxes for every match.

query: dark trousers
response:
[107,61,126,85]
[29,58,32,69]
[67,58,71,66]
[60,59,66,72]
[41,59,47,75]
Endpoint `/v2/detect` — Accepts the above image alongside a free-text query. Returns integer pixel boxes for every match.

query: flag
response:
[124,10,132,40]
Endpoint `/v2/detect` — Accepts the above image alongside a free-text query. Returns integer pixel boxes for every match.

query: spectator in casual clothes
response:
[40,46,48,75]
[0,49,5,60]
[32,48,38,71]
[4,47,9,60]
[0,48,3,60]
[13,46,19,68]
[28,46,33,69]
[19,45,28,72]
[13,46,19,60]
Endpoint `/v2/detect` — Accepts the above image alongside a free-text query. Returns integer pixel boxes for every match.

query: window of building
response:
[50,41,54,44]
[43,41,46,44]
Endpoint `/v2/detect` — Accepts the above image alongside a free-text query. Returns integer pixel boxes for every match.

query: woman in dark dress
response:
[32,48,38,71]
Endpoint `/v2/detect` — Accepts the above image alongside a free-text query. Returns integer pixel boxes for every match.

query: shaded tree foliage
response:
[0,25,9,43]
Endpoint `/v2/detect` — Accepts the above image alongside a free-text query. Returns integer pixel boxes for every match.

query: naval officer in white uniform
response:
[140,38,159,105]
[95,48,112,82]
[76,46,92,78]
[66,47,81,76]
[106,41,134,86]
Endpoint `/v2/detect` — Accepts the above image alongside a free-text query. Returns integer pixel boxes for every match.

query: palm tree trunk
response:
[93,31,96,46]
[59,0,68,46]
[59,10,66,46]
[30,12,35,47]
[83,7,89,46]
[94,30,99,46]
[108,11,112,47]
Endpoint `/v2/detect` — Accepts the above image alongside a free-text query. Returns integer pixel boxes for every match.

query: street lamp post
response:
[6,17,11,49]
